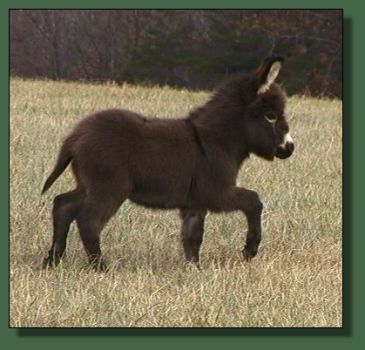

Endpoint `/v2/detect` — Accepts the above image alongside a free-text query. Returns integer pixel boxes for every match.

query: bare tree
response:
[10,9,342,97]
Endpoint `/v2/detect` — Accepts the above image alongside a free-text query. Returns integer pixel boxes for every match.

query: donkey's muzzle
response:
[275,141,294,159]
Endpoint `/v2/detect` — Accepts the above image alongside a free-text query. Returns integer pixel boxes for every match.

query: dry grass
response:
[10,78,342,327]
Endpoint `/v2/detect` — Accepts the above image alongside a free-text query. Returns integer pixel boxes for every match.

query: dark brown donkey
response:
[42,56,294,270]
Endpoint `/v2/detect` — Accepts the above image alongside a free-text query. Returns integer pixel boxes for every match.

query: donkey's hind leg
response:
[75,190,127,271]
[180,209,207,263]
[43,189,84,268]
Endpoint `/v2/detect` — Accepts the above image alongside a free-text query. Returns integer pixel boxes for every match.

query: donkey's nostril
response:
[275,142,294,159]
[287,142,294,154]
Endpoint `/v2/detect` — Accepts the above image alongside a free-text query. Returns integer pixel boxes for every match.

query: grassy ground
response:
[10,78,342,327]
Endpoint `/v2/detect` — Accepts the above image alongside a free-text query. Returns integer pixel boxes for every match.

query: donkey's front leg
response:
[220,187,263,261]
[241,191,263,262]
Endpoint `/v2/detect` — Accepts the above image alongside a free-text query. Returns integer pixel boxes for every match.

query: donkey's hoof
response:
[184,260,201,271]
[92,260,108,272]
[42,257,51,269]
[242,247,258,262]
[42,256,59,269]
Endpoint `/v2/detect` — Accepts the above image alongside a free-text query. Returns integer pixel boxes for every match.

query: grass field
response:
[10,77,342,327]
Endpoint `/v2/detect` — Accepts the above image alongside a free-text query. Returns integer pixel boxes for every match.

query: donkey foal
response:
[42,56,294,270]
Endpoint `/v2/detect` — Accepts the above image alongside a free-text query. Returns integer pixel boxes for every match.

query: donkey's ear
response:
[255,56,284,95]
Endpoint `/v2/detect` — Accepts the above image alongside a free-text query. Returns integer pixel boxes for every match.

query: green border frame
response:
[3,1,361,349]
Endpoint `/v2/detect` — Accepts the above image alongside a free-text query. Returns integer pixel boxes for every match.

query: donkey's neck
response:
[187,96,250,168]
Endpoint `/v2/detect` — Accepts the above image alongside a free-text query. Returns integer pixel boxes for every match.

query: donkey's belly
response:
[129,191,188,209]
[128,167,192,209]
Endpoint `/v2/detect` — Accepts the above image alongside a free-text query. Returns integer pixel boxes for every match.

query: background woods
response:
[10,9,342,97]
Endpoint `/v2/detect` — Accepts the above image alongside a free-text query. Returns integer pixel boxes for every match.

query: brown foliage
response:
[10,9,342,97]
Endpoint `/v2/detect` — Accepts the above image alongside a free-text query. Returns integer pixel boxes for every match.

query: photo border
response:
[3,1,361,349]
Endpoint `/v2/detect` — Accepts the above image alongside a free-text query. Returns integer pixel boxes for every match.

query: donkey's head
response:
[243,56,294,161]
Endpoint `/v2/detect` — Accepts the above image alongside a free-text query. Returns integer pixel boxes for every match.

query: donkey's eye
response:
[264,113,277,123]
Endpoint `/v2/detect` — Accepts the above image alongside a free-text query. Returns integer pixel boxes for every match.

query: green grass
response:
[10,77,342,327]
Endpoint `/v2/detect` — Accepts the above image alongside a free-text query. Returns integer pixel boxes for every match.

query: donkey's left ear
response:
[255,56,284,95]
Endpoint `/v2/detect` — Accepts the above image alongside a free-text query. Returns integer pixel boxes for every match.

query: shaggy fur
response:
[42,56,294,270]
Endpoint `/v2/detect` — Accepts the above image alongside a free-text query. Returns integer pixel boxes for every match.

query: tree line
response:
[10,9,342,97]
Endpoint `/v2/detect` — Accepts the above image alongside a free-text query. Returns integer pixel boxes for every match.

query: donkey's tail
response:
[41,136,74,194]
